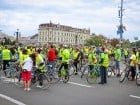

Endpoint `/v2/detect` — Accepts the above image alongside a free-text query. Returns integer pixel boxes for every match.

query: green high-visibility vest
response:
[2,49,11,60]
[101,53,109,67]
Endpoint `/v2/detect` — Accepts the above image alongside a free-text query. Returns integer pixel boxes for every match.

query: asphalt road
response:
[0,74,140,105]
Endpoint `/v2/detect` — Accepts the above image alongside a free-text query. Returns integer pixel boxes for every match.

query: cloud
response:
[0,0,140,41]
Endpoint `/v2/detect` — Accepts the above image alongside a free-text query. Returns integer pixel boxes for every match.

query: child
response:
[22,53,36,91]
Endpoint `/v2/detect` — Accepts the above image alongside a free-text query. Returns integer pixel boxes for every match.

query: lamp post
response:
[134,37,138,48]
[2,38,5,46]
[14,29,21,44]
[75,34,78,46]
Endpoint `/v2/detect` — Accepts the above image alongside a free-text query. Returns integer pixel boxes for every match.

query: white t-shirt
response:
[22,57,33,71]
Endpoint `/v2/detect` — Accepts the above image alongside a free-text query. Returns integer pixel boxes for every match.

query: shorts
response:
[22,71,31,81]
[115,60,120,70]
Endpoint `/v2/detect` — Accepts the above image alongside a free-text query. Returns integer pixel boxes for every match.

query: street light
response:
[134,37,138,48]
[75,34,78,46]
[14,29,21,44]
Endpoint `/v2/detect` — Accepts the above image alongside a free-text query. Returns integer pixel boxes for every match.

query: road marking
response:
[68,81,93,88]
[129,95,140,99]
[0,94,26,105]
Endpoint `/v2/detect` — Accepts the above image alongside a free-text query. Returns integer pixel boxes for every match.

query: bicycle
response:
[68,59,75,76]
[53,62,70,83]
[86,64,100,84]
[119,63,131,83]
[107,65,116,77]
[80,62,89,78]
[31,66,51,89]
[69,59,86,76]
[0,60,3,82]
[2,61,19,83]
[136,67,140,86]
[58,66,69,83]
[46,63,60,84]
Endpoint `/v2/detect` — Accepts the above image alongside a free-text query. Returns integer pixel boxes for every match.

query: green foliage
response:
[131,40,140,48]
[0,37,21,46]
[85,35,105,47]
[110,38,119,47]
[122,39,131,48]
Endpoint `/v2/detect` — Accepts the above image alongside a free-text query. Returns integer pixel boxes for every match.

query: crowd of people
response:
[0,44,140,91]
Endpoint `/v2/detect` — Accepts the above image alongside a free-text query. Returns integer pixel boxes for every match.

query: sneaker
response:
[117,74,120,77]
[27,88,31,91]
[74,72,78,75]
[24,88,27,91]
[98,82,104,84]
[36,85,43,88]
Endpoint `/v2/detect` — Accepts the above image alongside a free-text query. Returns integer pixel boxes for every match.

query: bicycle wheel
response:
[119,70,126,83]
[0,64,2,81]
[81,64,88,78]
[136,72,140,86]
[14,71,22,87]
[41,73,51,89]
[50,68,60,84]
[126,70,131,80]
[86,70,98,84]
[68,64,75,76]
[61,69,69,83]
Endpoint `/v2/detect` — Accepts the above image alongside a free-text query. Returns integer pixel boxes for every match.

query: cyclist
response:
[124,48,129,63]
[58,45,70,77]
[136,47,140,72]
[46,44,57,78]
[129,49,137,81]
[1,46,12,76]
[73,47,81,75]
[88,47,97,73]
[99,47,109,84]
[19,49,29,82]
[35,50,46,88]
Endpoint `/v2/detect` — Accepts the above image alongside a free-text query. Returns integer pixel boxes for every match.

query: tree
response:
[122,39,130,48]
[110,38,119,47]
[85,35,105,47]
[131,40,140,48]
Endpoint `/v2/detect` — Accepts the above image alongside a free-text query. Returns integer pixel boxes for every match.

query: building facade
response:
[38,22,90,45]
[30,34,38,45]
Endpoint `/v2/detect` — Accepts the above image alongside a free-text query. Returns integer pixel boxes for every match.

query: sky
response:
[0,0,140,42]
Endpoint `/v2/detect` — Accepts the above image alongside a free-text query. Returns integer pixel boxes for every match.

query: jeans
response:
[47,61,55,77]
[100,66,107,84]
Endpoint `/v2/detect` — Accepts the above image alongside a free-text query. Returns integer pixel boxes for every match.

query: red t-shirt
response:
[47,48,56,61]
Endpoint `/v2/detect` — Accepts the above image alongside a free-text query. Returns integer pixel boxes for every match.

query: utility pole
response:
[118,0,125,44]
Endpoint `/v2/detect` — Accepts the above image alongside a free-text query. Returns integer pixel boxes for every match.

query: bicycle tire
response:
[14,71,22,87]
[136,72,140,86]
[50,68,60,84]
[126,70,131,80]
[81,64,88,78]
[119,71,126,83]
[41,73,51,89]
[61,69,69,83]
[68,65,75,76]
[86,71,98,84]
